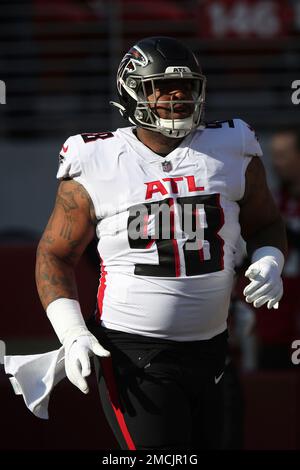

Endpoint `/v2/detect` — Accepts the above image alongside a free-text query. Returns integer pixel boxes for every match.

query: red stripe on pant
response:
[96,258,107,322]
[100,356,136,450]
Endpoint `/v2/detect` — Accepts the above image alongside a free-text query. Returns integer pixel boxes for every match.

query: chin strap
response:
[159,128,191,138]
[110,101,127,117]
[110,100,205,137]
[156,115,195,138]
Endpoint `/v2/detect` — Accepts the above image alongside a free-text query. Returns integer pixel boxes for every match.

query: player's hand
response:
[243,258,283,309]
[63,328,110,394]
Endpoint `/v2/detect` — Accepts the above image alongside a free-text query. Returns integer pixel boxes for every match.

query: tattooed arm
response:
[35,179,97,310]
[36,179,110,394]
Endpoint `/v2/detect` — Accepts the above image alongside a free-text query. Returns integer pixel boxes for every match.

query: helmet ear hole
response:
[134,109,144,120]
[127,78,138,90]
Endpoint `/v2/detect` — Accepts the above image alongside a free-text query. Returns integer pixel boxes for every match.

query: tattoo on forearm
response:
[36,245,78,308]
[36,180,96,309]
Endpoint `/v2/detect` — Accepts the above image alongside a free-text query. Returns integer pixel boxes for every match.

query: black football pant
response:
[93,326,228,450]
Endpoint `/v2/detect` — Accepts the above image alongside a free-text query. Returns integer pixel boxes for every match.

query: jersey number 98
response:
[127,194,224,277]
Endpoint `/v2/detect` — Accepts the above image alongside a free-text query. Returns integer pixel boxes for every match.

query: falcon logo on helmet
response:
[110,36,206,139]
[117,46,149,96]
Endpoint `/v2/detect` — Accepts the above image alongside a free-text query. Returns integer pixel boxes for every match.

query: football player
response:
[35,36,287,449]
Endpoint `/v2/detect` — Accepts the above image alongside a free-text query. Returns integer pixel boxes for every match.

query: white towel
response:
[4,347,66,419]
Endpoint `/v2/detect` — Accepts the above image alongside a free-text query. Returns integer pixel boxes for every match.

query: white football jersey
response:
[57,119,262,340]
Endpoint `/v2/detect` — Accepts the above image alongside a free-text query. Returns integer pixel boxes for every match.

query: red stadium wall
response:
[0,244,99,339]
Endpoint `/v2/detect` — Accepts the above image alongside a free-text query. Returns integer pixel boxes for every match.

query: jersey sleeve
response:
[56,135,82,180]
[238,119,263,158]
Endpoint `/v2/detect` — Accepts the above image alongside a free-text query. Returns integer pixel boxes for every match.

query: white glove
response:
[63,327,110,394]
[46,299,110,394]
[243,246,284,310]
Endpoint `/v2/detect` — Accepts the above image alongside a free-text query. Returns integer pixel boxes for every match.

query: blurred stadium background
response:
[1,0,300,451]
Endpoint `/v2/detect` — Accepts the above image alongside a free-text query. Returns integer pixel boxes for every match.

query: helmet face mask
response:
[111,37,207,138]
